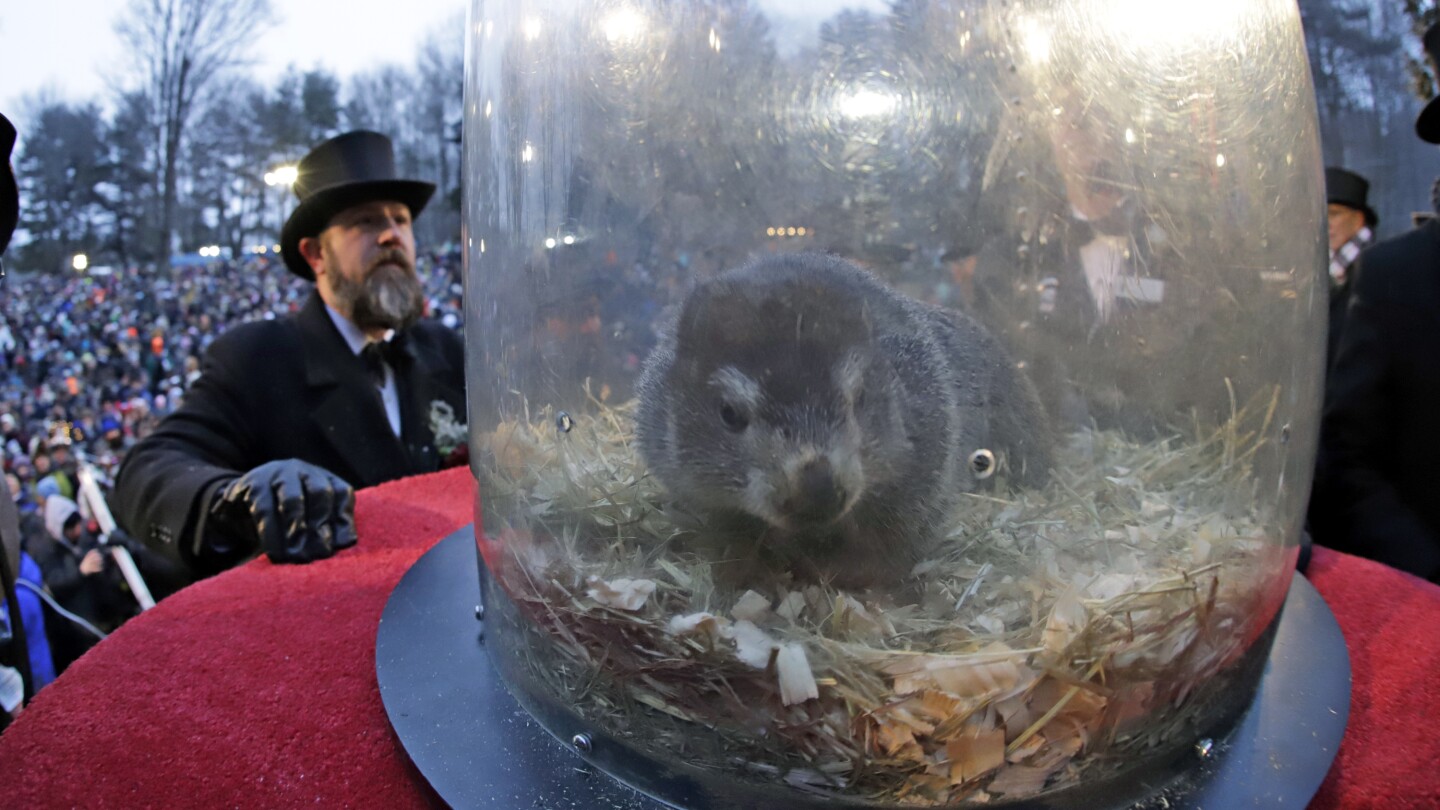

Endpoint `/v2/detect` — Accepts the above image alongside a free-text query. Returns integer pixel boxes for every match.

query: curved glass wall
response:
[463,0,1325,804]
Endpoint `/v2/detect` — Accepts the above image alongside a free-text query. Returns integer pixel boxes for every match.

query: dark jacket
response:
[29,525,135,673]
[1313,219,1440,582]
[113,291,466,576]
[1325,235,1368,372]
[1326,277,1352,373]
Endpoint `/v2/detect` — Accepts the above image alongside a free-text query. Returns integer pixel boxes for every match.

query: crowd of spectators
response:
[1,249,463,683]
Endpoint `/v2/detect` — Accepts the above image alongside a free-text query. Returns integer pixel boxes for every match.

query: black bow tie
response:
[360,338,406,387]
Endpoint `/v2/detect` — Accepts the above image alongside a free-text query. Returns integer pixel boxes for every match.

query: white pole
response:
[76,459,155,611]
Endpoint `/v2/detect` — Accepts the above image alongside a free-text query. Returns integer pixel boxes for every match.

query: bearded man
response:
[114,131,465,579]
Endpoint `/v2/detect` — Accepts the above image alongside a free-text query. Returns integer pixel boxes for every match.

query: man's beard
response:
[329,249,426,332]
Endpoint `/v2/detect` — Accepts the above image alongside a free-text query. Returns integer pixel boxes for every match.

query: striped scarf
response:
[1329,226,1372,288]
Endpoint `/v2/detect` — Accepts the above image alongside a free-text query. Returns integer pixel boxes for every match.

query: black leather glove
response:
[209,460,357,565]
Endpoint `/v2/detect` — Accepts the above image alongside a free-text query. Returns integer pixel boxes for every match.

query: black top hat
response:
[1418,25,1440,143]
[280,130,435,280]
[1325,167,1378,228]
[1,113,18,261]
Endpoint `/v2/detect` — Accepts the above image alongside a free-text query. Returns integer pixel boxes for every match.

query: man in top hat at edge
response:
[113,131,466,581]
[1309,24,1440,585]
[1321,167,1376,371]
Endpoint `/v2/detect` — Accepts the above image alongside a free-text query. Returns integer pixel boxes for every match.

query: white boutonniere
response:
[428,400,469,459]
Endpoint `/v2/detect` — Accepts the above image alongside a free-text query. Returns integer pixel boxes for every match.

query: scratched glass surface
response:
[462,1,1324,804]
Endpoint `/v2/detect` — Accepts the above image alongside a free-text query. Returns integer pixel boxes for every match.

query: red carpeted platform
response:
[1,466,1437,808]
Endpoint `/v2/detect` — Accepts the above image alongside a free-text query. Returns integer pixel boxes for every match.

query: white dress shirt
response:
[326,305,401,437]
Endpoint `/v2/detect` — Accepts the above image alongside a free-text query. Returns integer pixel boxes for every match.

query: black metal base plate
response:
[377,527,1350,809]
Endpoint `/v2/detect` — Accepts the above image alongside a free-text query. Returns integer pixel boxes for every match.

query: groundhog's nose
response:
[786,459,847,524]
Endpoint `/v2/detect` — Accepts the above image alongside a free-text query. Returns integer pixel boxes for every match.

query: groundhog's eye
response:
[719,403,749,432]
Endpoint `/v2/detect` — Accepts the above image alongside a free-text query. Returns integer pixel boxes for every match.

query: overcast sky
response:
[0,1,467,119]
[0,0,878,130]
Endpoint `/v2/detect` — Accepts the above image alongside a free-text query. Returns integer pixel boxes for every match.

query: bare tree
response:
[13,95,110,272]
[343,67,420,150]
[415,14,466,245]
[1403,0,1438,100]
[1302,0,1440,235]
[115,0,274,261]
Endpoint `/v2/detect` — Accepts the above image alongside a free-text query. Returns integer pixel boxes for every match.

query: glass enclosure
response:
[463,0,1324,804]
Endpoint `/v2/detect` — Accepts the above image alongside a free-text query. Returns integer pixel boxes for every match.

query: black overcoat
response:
[1313,219,1440,582]
[113,291,466,574]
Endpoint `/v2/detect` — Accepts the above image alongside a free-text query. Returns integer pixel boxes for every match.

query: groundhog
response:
[636,252,1051,588]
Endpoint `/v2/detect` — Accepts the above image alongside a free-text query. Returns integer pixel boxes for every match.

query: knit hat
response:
[43,495,79,541]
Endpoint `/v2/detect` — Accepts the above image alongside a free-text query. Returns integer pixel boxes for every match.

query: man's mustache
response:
[367,249,414,276]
